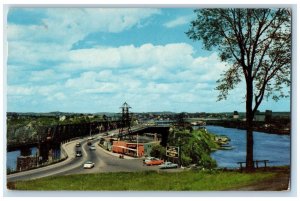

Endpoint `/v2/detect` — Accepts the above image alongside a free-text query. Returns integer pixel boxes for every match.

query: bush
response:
[181,154,192,166]
[198,153,217,169]
[168,128,219,169]
[150,144,166,159]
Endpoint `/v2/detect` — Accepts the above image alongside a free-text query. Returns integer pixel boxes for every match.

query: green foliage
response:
[180,153,192,167]
[168,128,218,168]
[186,8,291,105]
[150,144,166,159]
[198,153,217,169]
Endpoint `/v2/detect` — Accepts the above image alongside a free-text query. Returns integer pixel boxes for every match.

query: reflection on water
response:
[7,147,61,171]
[6,147,37,171]
[207,126,290,168]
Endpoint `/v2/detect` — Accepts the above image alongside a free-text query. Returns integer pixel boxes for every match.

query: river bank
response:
[206,120,290,135]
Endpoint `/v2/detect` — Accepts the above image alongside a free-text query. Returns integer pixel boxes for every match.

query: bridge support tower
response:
[118,102,132,140]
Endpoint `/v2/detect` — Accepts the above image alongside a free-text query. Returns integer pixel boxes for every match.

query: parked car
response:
[89,145,96,150]
[87,142,92,146]
[145,158,164,166]
[76,151,82,157]
[158,162,178,169]
[88,136,94,140]
[83,161,95,169]
[143,157,156,164]
[76,142,81,147]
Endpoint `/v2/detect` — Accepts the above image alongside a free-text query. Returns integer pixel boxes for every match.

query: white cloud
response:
[47,92,66,101]
[7,8,161,75]
[59,43,194,71]
[79,83,119,94]
[8,8,160,47]
[65,71,120,94]
[189,53,228,81]
[7,86,33,96]
[6,7,233,112]
[30,69,70,82]
[163,15,193,28]
[8,8,264,113]
[8,84,61,97]
[8,41,232,112]
[170,92,198,103]
[145,82,172,94]
[8,41,69,66]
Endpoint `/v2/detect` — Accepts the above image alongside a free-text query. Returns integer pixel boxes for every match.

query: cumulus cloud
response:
[47,92,66,101]
[7,83,64,100]
[8,8,247,113]
[7,85,33,96]
[163,15,193,28]
[8,41,70,67]
[8,8,160,46]
[8,41,231,112]
[30,69,70,82]
[59,43,194,71]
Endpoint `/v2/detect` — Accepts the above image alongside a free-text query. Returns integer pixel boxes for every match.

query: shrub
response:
[150,144,166,159]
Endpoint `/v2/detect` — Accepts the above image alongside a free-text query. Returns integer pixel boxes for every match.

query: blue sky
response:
[6,7,290,113]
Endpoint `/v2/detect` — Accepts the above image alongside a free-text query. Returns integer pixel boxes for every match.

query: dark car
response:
[87,142,92,146]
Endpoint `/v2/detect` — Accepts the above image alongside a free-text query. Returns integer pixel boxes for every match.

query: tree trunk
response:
[246,118,254,171]
[246,80,255,171]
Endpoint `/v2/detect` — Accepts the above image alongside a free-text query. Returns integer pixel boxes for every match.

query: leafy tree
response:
[168,128,217,168]
[187,8,291,170]
[150,144,166,159]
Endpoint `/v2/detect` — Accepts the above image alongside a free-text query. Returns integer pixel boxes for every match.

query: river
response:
[206,126,291,168]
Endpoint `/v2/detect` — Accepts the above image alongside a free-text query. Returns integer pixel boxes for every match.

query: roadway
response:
[7,127,170,182]
[7,138,88,182]
[60,139,159,176]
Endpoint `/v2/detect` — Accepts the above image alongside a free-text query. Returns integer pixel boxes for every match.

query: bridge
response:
[7,120,123,150]
[116,124,171,146]
[7,120,127,164]
[7,120,171,167]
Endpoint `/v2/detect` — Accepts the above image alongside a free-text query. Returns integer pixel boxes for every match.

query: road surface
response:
[7,131,173,182]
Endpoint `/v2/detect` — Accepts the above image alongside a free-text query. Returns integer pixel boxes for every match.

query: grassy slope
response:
[8,170,287,191]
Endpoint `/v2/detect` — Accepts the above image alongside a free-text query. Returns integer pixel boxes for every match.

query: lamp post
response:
[178,137,181,167]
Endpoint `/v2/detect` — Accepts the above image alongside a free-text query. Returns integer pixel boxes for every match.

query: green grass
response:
[8,169,286,191]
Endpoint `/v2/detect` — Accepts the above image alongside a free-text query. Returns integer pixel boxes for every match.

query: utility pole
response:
[89,123,91,137]
[178,137,181,167]
[136,133,139,158]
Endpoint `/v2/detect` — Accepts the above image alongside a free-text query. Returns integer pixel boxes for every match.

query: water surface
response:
[207,126,290,168]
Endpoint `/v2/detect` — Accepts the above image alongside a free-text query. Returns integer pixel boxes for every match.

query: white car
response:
[83,161,95,169]
[89,145,96,150]
[88,136,94,140]
[76,151,82,157]
[158,162,178,169]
